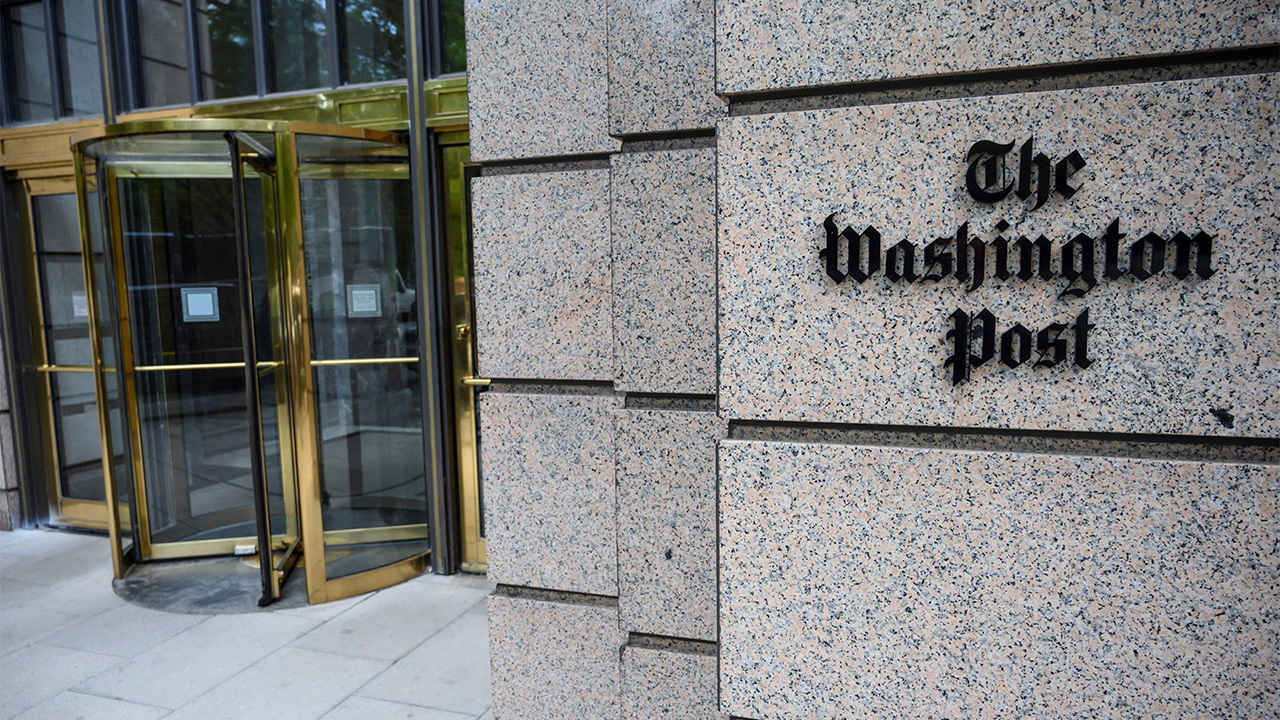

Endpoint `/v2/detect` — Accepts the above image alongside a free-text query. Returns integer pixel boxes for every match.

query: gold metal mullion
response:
[259,169,302,552]
[105,165,154,560]
[276,129,329,604]
[74,153,130,578]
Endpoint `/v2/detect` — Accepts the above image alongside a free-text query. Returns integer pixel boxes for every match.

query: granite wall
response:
[464,0,1278,717]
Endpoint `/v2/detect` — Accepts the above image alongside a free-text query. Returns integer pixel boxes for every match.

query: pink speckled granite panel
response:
[473,170,612,381]
[612,149,717,395]
[718,74,1279,435]
[607,0,724,134]
[480,392,621,595]
[489,595,625,720]
[622,645,725,720]
[719,441,1280,720]
[616,409,725,641]
[715,0,1277,94]
[465,0,620,161]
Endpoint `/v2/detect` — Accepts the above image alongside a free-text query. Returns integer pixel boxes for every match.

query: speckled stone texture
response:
[719,441,1279,719]
[718,74,1279,436]
[612,149,717,395]
[616,410,724,641]
[622,645,725,720]
[465,0,620,161]
[489,595,626,720]
[473,170,612,381]
[715,0,1278,94]
[480,392,621,596]
[608,0,723,134]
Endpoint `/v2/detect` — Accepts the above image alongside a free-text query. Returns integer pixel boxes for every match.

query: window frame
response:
[0,0,105,124]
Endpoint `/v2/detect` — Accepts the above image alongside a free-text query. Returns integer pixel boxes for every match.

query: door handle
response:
[461,376,491,387]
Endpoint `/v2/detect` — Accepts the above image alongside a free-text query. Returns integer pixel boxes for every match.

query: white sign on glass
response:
[181,287,220,322]
[71,291,89,319]
[347,284,382,318]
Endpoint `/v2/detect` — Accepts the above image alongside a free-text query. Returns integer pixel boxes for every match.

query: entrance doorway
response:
[72,119,439,604]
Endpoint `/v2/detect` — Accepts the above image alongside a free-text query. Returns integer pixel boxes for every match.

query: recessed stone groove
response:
[486,380,616,397]
[492,584,619,607]
[622,394,717,411]
[727,46,1279,117]
[727,420,1280,464]
[626,633,717,656]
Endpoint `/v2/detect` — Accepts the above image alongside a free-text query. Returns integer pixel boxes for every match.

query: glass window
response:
[194,0,257,99]
[135,0,191,107]
[342,0,404,84]
[438,0,464,75]
[56,0,102,115]
[4,2,55,122]
[266,0,329,92]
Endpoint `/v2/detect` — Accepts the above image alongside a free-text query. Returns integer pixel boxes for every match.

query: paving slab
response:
[160,646,389,720]
[319,696,474,720]
[0,644,122,717]
[10,690,169,720]
[291,576,486,661]
[358,606,492,716]
[74,612,321,709]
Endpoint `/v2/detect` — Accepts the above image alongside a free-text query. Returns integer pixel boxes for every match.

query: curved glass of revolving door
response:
[73,120,428,604]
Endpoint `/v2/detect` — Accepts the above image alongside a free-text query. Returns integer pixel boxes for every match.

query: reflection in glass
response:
[33,193,116,503]
[267,0,329,92]
[56,0,102,115]
[342,0,405,84]
[439,0,465,75]
[116,169,280,544]
[4,2,54,122]
[301,167,427,578]
[135,0,191,107]
[195,0,257,99]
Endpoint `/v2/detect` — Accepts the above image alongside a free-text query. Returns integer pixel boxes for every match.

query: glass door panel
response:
[296,134,429,583]
[118,174,261,546]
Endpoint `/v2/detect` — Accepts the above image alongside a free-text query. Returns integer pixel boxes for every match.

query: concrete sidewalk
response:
[0,529,495,720]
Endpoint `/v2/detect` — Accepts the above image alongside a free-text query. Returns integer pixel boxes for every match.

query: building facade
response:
[462,0,1278,718]
[2,0,1278,717]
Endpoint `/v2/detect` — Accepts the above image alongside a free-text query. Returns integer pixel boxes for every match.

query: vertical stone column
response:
[465,0,725,714]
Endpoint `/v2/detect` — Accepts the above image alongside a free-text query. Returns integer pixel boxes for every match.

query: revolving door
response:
[72,120,431,605]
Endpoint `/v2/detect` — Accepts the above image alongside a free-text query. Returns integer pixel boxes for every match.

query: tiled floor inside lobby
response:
[0,529,495,719]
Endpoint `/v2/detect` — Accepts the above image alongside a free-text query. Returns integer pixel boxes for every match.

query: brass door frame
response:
[15,177,117,530]
[438,133,485,572]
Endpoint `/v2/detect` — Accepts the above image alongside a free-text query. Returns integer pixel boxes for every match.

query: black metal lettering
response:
[1000,323,1032,368]
[1170,230,1216,280]
[885,239,920,283]
[923,236,953,283]
[1015,138,1052,211]
[965,140,1015,203]
[1054,150,1086,199]
[1034,322,1069,368]
[1071,309,1094,369]
[819,213,847,283]
[944,309,971,386]
[1060,233,1097,298]
[1129,232,1166,280]
[992,220,1011,281]
[1014,234,1054,281]
[952,223,985,292]
[970,309,997,368]
[1102,218,1125,280]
